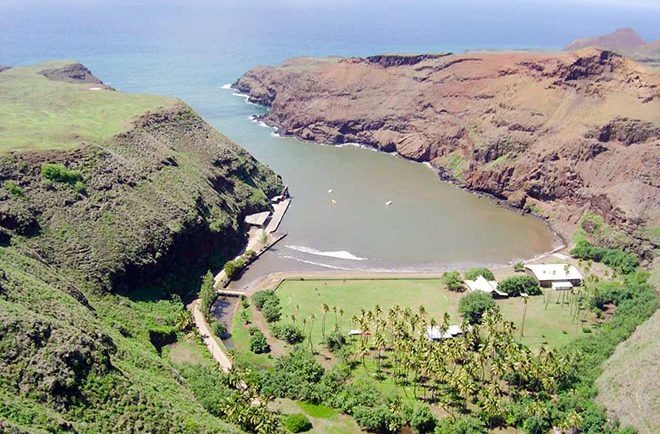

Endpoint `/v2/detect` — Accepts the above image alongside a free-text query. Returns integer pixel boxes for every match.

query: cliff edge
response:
[235,50,660,256]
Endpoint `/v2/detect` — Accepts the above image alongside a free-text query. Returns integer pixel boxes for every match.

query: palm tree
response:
[308,313,316,353]
[321,303,329,339]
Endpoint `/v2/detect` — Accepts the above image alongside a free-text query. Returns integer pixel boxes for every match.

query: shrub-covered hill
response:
[0,62,282,432]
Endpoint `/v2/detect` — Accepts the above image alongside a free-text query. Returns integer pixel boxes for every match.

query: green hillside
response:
[0,62,282,432]
[0,61,175,152]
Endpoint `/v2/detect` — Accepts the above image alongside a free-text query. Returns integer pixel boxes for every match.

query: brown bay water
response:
[221,98,560,286]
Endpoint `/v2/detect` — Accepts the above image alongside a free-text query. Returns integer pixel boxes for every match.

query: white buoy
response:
[385,200,393,206]
[328,189,333,194]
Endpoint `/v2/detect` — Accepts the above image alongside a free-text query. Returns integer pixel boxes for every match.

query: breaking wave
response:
[286,245,367,261]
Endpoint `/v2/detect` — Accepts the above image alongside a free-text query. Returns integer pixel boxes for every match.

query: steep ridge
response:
[0,62,281,432]
[235,49,660,256]
[565,27,646,51]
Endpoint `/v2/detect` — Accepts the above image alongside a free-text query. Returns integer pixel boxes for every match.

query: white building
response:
[525,263,583,288]
[464,275,508,297]
[426,324,464,341]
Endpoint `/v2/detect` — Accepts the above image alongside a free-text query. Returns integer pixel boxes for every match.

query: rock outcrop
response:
[235,49,660,253]
[565,28,646,52]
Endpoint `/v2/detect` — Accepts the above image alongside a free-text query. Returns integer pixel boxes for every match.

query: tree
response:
[498,275,541,296]
[513,261,526,272]
[458,292,496,324]
[283,413,312,433]
[321,303,329,339]
[211,320,227,338]
[442,271,464,292]
[249,328,270,353]
[223,260,241,280]
[199,270,216,313]
[464,267,495,281]
[409,404,437,433]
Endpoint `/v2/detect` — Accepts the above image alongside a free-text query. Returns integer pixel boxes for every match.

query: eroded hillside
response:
[235,49,660,255]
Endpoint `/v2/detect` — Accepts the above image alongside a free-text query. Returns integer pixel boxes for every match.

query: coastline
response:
[233,88,568,258]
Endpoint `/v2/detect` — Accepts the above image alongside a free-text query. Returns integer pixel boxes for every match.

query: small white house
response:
[464,275,508,297]
[525,263,583,288]
[426,324,464,341]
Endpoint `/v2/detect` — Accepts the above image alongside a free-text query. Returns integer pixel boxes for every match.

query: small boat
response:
[331,199,337,205]
[328,189,333,194]
[385,200,393,206]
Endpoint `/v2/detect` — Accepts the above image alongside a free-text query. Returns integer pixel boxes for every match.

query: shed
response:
[525,263,583,287]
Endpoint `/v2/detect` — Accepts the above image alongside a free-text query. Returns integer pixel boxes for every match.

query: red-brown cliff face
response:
[235,49,660,254]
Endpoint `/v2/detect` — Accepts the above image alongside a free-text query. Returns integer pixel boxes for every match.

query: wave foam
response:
[221,83,232,89]
[281,256,354,270]
[286,245,367,261]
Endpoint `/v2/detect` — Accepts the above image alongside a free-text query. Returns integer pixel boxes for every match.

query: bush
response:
[4,180,23,197]
[283,413,312,433]
[570,239,639,275]
[325,329,347,352]
[498,275,541,296]
[408,403,436,433]
[464,267,495,281]
[223,260,241,279]
[259,348,325,401]
[262,299,281,323]
[73,180,86,194]
[272,323,305,344]
[249,329,270,354]
[252,290,277,309]
[41,163,83,184]
[513,261,526,272]
[253,290,282,323]
[199,271,216,312]
[211,321,227,338]
[353,404,403,433]
[435,415,486,434]
[442,271,464,292]
[458,291,496,324]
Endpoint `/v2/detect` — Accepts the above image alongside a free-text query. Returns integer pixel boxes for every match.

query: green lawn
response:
[271,399,364,434]
[275,278,589,349]
[0,61,175,152]
[230,303,274,368]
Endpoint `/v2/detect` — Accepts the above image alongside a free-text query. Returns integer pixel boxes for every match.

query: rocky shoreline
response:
[234,49,660,258]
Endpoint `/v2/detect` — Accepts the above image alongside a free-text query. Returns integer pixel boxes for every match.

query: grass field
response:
[271,399,364,434]
[274,278,589,349]
[231,303,275,368]
[0,61,175,152]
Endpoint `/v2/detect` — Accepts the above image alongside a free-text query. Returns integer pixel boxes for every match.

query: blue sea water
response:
[2,0,658,276]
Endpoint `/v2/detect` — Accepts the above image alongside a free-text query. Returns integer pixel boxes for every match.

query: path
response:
[190,299,233,372]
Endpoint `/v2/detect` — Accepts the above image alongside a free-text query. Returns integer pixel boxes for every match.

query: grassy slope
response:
[0,62,281,432]
[596,310,660,434]
[0,61,174,152]
[274,278,588,348]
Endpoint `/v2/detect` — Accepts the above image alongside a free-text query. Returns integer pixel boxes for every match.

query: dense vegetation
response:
[0,62,283,432]
[497,275,541,296]
[571,239,639,275]
[458,291,496,324]
[230,269,657,433]
[464,267,495,281]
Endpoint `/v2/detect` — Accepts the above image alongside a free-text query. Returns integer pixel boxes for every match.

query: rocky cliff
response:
[0,63,280,432]
[235,50,660,255]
